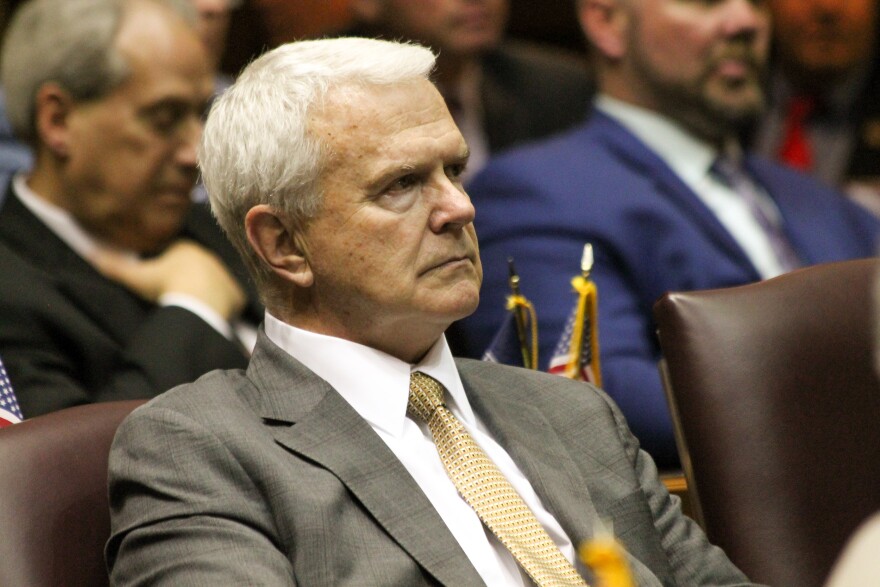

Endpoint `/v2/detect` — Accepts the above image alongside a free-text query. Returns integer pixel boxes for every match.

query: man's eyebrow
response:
[364,162,418,192]
[140,96,206,114]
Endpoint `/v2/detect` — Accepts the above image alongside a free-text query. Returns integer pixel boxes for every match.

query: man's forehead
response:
[314,81,449,135]
[109,6,213,104]
[314,83,463,156]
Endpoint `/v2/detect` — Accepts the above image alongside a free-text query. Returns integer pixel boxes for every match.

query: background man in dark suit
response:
[0,0,261,417]
[107,36,759,586]
[348,0,594,182]
[455,0,880,468]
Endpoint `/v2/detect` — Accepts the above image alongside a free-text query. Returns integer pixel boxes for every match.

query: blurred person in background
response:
[348,0,594,182]
[751,0,880,215]
[457,0,880,469]
[193,0,240,91]
[0,0,262,417]
[0,0,241,180]
[0,0,30,179]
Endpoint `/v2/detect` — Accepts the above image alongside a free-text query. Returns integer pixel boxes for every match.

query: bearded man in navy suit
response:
[456,0,880,468]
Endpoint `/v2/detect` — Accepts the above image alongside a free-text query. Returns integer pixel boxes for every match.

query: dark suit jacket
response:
[339,31,594,155]
[455,110,880,468]
[838,63,880,182]
[479,42,593,153]
[0,182,263,417]
[107,331,758,586]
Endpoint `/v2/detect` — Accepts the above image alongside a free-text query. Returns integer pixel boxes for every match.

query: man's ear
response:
[577,0,628,60]
[34,83,74,158]
[245,205,314,288]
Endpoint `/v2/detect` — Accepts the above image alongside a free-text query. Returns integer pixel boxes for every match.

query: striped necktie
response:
[711,156,802,273]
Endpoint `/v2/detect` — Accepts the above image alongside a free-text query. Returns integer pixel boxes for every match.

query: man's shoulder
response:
[474,110,643,179]
[468,112,661,217]
[454,358,612,410]
[750,153,879,212]
[130,367,257,427]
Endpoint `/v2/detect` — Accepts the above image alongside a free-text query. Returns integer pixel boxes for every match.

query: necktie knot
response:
[709,154,744,188]
[408,371,445,423]
[709,156,739,188]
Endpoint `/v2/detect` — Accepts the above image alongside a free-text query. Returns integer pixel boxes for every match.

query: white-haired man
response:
[106,36,760,586]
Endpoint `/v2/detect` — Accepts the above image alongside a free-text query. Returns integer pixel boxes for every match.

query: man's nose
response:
[430,176,476,233]
[720,0,767,37]
[176,117,203,167]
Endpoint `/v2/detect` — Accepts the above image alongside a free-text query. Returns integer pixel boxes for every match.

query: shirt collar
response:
[594,94,721,184]
[12,173,137,262]
[263,312,474,438]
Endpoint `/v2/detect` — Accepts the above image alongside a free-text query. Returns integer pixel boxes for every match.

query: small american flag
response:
[0,357,23,428]
[547,244,602,386]
[482,258,539,369]
[547,299,598,384]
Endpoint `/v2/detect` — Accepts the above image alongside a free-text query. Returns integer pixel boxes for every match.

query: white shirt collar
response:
[594,94,721,186]
[263,312,475,438]
[12,173,137,262]
[595,96,790,279]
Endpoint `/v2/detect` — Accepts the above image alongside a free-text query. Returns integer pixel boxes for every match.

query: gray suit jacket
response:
[106,332,757,586]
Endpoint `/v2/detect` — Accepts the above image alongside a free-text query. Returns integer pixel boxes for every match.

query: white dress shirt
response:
[596,94,791,279]
[12,174,255,348]
[263,312,579,586]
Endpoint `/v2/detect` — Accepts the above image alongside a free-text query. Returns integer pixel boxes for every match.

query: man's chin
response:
[443,287,481,323]
[129,221,189,256]
[156,190,195,210]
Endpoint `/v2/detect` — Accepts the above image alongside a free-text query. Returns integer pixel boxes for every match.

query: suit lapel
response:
[0,188,149,339]
[746,156,825,266]
[245,335,485,586]
[459,362,671,586]
[591,112,761,280]
[459,364,602,546]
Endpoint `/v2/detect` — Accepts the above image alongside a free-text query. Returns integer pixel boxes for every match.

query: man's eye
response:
[446,163,466,181]
[146,106,187,134]
[388,174,418,192]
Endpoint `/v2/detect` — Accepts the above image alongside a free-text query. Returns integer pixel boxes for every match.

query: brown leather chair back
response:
[0,400,146,587]
[653,258,880,587]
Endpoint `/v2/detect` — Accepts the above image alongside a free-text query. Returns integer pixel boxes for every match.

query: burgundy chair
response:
[653,258,880,587]
[0,400,146,587]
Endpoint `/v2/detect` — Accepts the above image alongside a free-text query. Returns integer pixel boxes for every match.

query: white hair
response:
[200,36,437,290]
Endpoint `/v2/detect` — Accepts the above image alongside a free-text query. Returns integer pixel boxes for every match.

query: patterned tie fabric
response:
[711,156,802,273]
[407,371,588,587]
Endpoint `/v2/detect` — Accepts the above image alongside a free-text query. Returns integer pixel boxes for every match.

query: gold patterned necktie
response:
[407,371,588,587]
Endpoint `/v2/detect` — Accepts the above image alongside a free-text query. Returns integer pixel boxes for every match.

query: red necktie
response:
[778,96,816,171]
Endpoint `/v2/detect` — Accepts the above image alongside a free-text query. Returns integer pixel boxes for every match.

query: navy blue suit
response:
[455,110,880,467]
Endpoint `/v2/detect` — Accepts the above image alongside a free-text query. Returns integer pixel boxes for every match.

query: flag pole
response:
[507,258,537,369]
[567,244,602,385]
